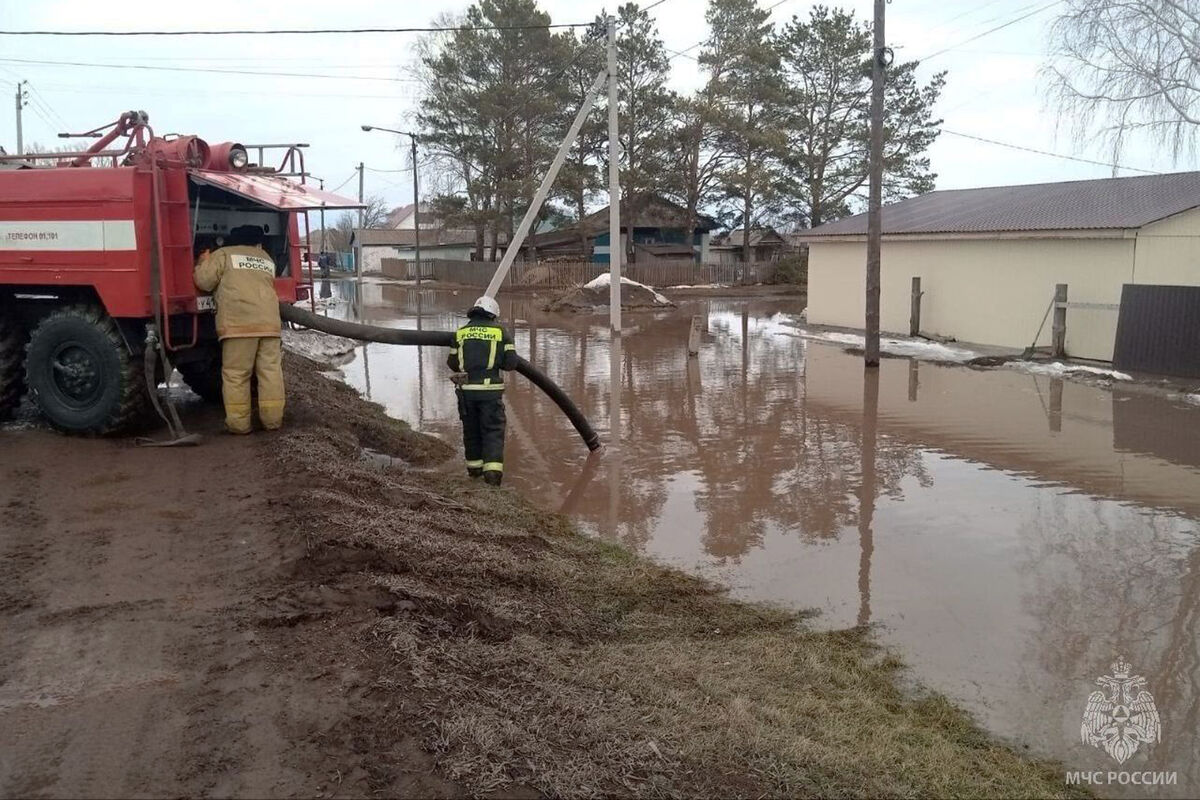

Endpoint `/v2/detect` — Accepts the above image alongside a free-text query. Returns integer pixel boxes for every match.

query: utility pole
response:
[360,126,424,285]
[411,135,422,288]
[606,14,622,334]
[356,161,364,282]
[14,81,28,156]
[864,0,887,368]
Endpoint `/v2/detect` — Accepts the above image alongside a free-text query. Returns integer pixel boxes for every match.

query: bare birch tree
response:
[1045,0,1200,162]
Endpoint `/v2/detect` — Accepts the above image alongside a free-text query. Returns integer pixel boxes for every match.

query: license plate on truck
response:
[196,295,216,312]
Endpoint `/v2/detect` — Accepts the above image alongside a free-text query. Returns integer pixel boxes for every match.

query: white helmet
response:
[470,295,500,319]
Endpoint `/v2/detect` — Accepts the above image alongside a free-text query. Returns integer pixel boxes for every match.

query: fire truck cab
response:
[0,111,360,433]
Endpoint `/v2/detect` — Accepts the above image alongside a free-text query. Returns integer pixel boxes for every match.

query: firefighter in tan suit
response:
[193,225,285,434]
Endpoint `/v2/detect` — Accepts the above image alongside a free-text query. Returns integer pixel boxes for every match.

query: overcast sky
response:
[1,0,1193,216]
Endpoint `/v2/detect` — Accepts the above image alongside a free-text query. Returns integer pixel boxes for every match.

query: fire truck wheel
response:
[177,348,223,403]
[25,305,150,434]
[0,312,25,422]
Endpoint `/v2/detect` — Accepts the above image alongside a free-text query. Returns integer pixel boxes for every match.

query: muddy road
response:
[330,281,1200,798]
[0,401,454,798]
[0,345,1080,800]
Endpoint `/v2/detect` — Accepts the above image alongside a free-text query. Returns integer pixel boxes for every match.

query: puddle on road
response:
[321,279,1200,797]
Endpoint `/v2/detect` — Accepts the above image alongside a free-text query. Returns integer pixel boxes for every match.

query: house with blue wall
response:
[526,194,720,264]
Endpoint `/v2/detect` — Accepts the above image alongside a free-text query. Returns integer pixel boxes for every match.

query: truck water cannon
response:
[58,110,153,168]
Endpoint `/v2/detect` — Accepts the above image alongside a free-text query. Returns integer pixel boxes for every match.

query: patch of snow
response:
[1006,361,1133,381]
[1186,393,1200,406]
[282,328,359,363]
[295,296,344,313]
[666,283,728,289]
[582,274,672,305]
[799,330,978,362]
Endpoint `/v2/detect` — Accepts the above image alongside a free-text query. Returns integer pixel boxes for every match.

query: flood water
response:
[323,280,1200,797]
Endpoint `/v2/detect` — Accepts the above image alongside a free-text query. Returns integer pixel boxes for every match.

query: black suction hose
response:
[280,303,602,452]
[281,303,455,347]
[511,356,602,451]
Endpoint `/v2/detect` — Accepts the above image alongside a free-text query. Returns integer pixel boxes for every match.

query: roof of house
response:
[578,194,721,232]
[383,202,443,229]
[802,171,1200,238]
[713,227,788,247]
[531,194,721,248]
[354,227,476,247]
[383,203,414,228]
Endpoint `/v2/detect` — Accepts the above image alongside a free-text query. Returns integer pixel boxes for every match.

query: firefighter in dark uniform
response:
[447,296,518,485]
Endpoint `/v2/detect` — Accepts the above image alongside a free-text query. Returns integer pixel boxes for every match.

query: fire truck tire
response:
[177,348,223,403]
[0,313,25,422]
[25,305,150,434]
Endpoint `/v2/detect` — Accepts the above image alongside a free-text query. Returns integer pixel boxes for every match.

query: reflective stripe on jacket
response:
[446,319,517,391]
[194,244,283,340]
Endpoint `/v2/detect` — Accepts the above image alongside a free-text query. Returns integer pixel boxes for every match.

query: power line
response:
[26,85,70,130]
[30,81,413,102]
[925,0,1008,30]
[0,22,592,36]
[0,70,72,133]
[941,129,1160,174]
[918,0,1063,61]
[330,171,359,194]
[0,56,417,83]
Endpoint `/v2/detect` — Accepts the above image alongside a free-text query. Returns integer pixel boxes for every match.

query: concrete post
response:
[607,15,622,334]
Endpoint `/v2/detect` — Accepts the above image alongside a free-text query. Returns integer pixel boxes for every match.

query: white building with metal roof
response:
[800,172,1200,362]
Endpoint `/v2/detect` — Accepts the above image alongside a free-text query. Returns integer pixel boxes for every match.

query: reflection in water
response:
[331,283,1200,798]
[608,332,623,541]
[858,369,878,628]
[560,451,602,516]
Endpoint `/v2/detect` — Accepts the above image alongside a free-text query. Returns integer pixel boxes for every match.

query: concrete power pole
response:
[864,0,887,367]
[14,81,28,156]
[356,161,365,281]
[606,15,622,334]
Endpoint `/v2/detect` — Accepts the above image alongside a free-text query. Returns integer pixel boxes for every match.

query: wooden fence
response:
[382,258,779,289]
[380,257,434,281]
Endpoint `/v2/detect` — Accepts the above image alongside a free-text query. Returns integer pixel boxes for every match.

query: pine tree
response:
[417,0,572,259]
[778,5,944,227]
[668,95,727,260]
[614,2,676,263]
[555,26,609,259]
[705,0,788,263]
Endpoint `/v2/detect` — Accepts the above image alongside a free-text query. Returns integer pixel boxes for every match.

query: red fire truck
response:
[0,111,360,433]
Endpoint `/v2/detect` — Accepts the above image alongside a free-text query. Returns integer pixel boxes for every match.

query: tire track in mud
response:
[0,466,46,615]
[0,424,350,797]
[0,465,47,696]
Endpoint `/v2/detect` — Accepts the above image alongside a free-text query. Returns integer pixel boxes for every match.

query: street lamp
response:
[362,124,422,287]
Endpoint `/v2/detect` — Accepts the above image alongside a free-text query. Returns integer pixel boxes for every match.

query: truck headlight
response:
[229,147,249,168]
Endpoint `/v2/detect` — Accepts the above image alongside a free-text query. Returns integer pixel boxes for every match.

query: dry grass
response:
[272,356,1086,799]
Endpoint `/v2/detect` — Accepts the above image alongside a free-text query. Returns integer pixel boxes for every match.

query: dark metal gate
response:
[1112,284,1200,378]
